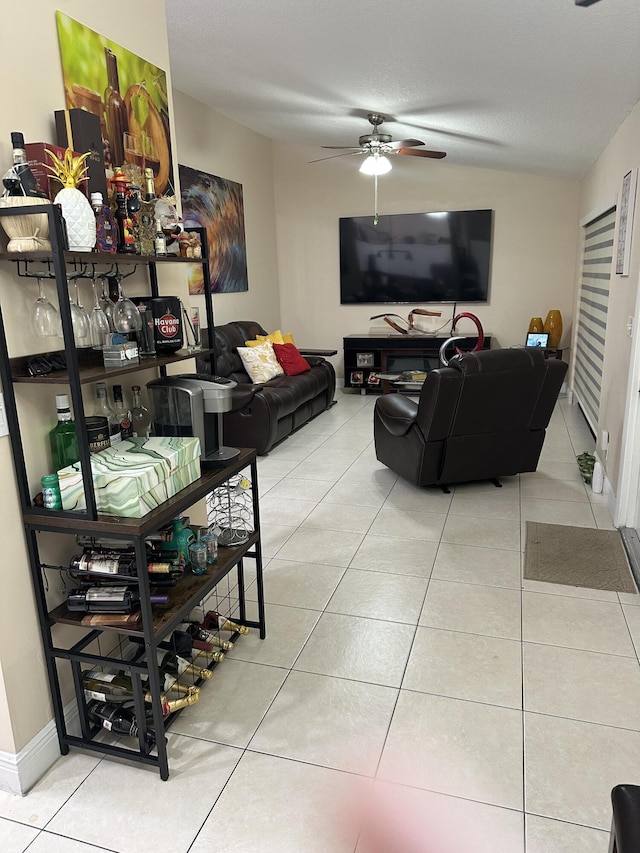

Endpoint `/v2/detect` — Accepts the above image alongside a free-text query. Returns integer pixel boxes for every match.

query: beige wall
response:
[173,92,281,330]
[577,101,640,493]
[272,141,581,368]
[0,0,172,757]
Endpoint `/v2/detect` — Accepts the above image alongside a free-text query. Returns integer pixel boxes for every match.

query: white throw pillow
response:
[237,341,284,383]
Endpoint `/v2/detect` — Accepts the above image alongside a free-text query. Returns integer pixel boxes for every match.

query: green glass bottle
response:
[49,394,80,472]
[161,517,194,571]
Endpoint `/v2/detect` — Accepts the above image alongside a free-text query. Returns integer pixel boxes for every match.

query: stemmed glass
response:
[112,274,142,333]
[89,277,111,349]
[32,277,62,338]
[67,276,91,347]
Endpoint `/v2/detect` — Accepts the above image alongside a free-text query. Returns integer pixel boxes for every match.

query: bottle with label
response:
[91,192,117,253]
[160,517,194,571]
[138,168,157,256]
[112,169,136,254]
[49,394,80,472]
[93,381,121,444]
[2,132,47,197]
[131,385,152,438]
[203,610,250,635]
[154,218,168,257]
[82,670,199,715]
[103,48,129,169]
[111,385,133,440]
[87,700,156,750]
[41,474,62,510]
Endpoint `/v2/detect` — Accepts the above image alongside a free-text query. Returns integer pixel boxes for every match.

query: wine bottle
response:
[83,670,170,714]
[2,132,47,197]
[49,394,80,472]
[138,168,157,256]
[112,385,133,440]
[104,48,129,169]
[131,385,152,438]
[179,622,234,651]
[87,700,156,749]
[67,586,168,613]
[202,610,250,635]
[129,629,214,658]
[69,551,174,578]
[157,650,217,683]
[154,218,168,256]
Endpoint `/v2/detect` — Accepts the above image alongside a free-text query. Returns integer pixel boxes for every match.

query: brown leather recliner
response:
[373,347,568,487]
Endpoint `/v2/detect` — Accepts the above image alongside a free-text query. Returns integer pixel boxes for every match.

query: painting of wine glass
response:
[179,165,249,295]
[55,12,174,197]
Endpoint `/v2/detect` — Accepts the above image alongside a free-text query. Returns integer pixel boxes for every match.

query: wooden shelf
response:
[23,448,256,536]
[48,532,259,641]
[10,347,211,385]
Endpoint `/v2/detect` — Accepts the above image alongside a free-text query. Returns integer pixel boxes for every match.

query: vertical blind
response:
[573,206,615,433]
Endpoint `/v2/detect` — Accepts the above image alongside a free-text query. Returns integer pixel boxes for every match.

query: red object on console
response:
[272,343,311,376]
[451,312,484,354]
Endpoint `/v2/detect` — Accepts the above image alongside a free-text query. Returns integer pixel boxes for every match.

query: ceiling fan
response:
[311,113,447,173]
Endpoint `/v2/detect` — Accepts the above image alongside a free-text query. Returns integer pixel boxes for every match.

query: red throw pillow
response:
[272,342,311,376]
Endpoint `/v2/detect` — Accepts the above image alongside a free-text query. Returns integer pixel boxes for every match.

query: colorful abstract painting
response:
[179,165,249,295]
[56,13,174,197]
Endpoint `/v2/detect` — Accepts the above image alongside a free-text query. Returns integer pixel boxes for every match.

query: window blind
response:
[573,206,615,433]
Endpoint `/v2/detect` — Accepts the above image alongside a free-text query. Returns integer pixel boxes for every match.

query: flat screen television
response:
[339,209,493,304]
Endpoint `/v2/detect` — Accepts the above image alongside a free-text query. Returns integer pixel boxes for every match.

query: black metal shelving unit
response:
[0,204,265,780]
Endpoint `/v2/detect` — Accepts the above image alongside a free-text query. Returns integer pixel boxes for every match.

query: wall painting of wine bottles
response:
[179,164,249,295]
[55,11,174,198]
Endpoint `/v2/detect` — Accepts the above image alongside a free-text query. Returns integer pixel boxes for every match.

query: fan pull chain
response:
[373,172,379,226]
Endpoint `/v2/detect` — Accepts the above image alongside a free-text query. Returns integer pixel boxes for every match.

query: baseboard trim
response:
[0,701,78,795]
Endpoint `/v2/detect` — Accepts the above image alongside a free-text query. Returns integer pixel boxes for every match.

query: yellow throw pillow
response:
[245,330,285,347]
[237,341,284,383]
[282,332,296,345]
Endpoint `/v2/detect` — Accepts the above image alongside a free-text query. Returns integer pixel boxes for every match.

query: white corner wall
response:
[272,141,582,370]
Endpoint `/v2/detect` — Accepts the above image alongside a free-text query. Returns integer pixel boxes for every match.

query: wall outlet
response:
[627,316,634,337]
[601,429,609,451]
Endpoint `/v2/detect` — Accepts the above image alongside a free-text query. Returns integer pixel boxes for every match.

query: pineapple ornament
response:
[45,148,96,252]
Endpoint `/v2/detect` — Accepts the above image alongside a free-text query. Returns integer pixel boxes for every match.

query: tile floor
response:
[2,389,638,852]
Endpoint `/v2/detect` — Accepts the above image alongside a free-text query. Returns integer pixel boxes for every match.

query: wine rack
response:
[0,204,266,780]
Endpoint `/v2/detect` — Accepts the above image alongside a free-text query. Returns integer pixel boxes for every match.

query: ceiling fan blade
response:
[309,151,365,163]
[386,139,425,149]
[395,148,447,159]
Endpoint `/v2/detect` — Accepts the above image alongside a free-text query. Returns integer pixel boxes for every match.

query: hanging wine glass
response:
[67,276,90,347]
[89,277,111,349]
[31,277,62,338]
[112,274,142,333]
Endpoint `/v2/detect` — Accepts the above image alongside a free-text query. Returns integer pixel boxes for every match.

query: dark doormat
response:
[524,521,637,594]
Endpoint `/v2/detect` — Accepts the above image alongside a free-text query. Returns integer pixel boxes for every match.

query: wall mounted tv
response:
[339,209,493,304]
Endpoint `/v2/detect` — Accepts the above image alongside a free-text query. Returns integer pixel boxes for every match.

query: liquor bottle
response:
[93,382,120,445]
[202,610,250,635]
[69,551,174,578]
[87,700,156,750]
[49,394,80,472]
[179,622,234,651]
[91,192,117,254]
[112,385,133,440]
[112,169,136,253]
[2,132,47,197]
[154,218,168,257]
[131,385,152,438]
[103,48,129,169]
[138,168,157,256]
[67,586,168,613]
[127,182,142,254]
[160,518,194,571]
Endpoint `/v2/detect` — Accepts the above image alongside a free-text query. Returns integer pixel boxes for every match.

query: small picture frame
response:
[367,372,380,385]
[616,168,637,276]
[351,371,363,385]
[356,352,375,368]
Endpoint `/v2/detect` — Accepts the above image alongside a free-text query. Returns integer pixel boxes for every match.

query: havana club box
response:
[58,437,201,517]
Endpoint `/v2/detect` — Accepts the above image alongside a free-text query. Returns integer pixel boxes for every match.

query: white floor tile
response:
[368,506,447,541]
[249,670,397,774]
[256,559,346,610]
[432,542,522,588]
[350,534,437,576]
[19,832,115,853]
[442,514,521,551]
[327,568,429,624]
[525,814,609,853]
[301,501,379,533]
[189,751,359,853]
[380,690,524,810]
[228,602,320,668]
[274,526,364,566]
[420,579,522,640]
[0,818,39,853]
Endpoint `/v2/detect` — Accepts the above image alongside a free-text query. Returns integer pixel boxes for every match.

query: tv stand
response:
[343,333,491,393]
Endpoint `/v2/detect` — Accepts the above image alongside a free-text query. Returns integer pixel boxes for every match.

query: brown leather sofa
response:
[373,347,568,487]
[197,320,336,454]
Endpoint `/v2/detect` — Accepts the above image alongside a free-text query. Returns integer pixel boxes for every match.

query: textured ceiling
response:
[165,0,640,179]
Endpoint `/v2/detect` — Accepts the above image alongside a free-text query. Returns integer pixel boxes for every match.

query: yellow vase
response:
[543,310,563,348]
[528,317,544,334]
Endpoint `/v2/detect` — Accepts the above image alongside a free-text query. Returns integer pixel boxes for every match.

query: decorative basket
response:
[0,194,52,252]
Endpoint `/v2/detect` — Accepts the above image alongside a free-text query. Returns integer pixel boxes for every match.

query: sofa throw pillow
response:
[237,341,284,383]
[272,342,311,376]
[282,332,296,346]
[245,329,285,347]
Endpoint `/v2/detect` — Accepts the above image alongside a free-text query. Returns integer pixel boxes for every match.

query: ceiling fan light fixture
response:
[359,153,392,175]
